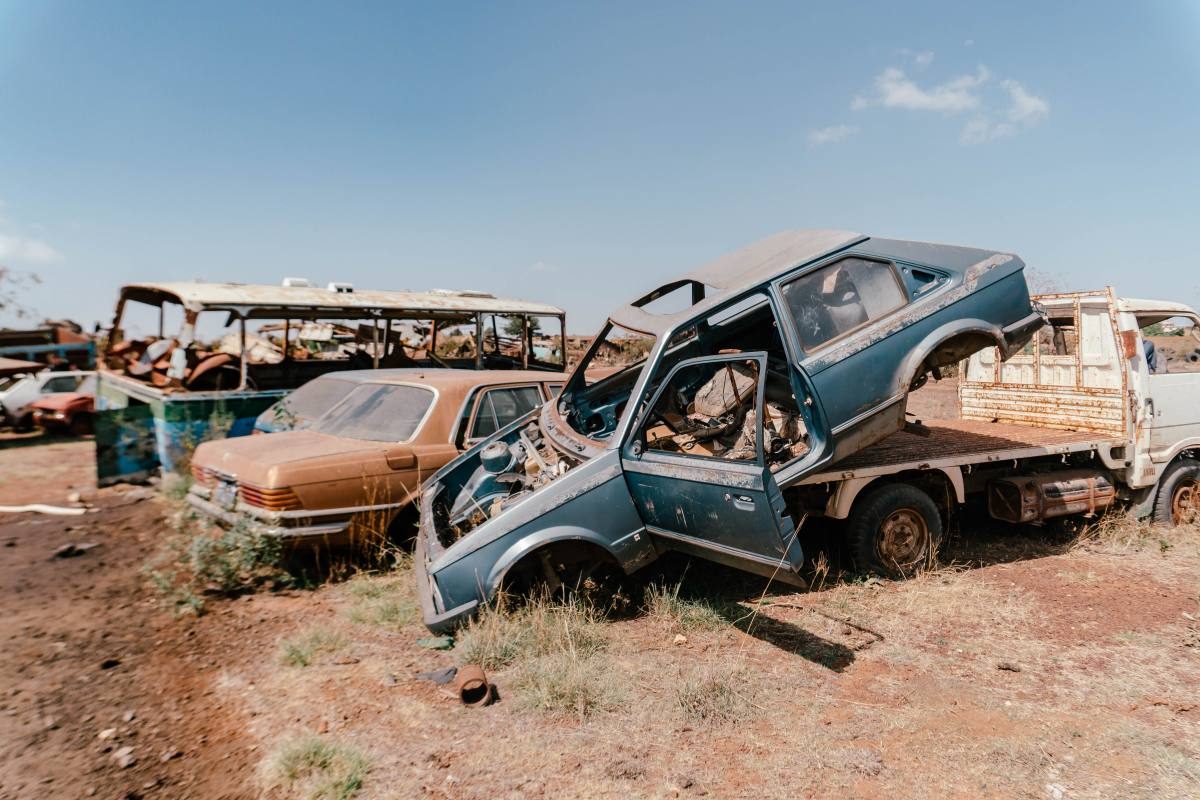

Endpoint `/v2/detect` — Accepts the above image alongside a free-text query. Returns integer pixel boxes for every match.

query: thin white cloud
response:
[961,79,1050,144]
[855,65,990,113]
[1002,79,1050,125]
[0,232,62,264]
[529,260,557,273]
[914,50,935,67]
[964,39,975,47]
[808,124,859,146]
[853,62,1048,144]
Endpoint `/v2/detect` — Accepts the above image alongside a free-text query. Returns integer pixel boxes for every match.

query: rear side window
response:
[781,257,906,352]
[42,376,81,393]
[470,386,542,439]
[312,384,434,442]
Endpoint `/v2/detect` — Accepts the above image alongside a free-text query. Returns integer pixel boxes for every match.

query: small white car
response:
[0,370,96,430]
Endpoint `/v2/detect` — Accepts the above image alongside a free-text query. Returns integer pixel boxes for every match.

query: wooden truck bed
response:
[802,419,1124,483]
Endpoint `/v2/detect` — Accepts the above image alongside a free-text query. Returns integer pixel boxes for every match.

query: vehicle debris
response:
[51,542,99,558]
[453,664,495,707]
[186,370,562,548]
[416,229,1046,631]
[0,504,88,516]
[94,281,567,484]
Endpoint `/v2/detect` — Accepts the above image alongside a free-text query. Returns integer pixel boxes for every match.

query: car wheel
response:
[514,544,636,616]
[1152,458,1200,528]
[847,482,943,579]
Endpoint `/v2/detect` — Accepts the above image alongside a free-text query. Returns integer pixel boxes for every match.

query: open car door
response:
[620,352,805,586]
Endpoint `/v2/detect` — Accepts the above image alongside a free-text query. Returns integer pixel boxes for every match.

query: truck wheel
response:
[1152,458,1200,528]
[847,483,943,579]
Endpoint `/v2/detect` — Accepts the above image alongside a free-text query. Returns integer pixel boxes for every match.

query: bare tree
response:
[1025,268,1063,295]
[0,266,41,322]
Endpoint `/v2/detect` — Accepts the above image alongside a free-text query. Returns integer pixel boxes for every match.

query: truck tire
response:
[847,483,943,579]
[1152,458,1200,528]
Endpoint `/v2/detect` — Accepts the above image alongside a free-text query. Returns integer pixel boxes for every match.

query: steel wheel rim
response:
[1171,478,1199,526]
[877,507,929,569]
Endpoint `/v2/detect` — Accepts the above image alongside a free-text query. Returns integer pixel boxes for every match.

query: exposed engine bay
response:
[443,421,580,542]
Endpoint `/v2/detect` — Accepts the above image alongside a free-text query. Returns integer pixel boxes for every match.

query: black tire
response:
[847,482,943,579]
[1152,458,1200,528]
[510,544,637,616]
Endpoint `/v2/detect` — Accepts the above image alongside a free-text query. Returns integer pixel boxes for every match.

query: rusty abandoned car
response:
[187,369,563,547]
[94,281,565,484]
[415,229,1047,631]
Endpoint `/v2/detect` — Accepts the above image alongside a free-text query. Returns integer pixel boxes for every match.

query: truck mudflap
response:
[999,307,1048,359]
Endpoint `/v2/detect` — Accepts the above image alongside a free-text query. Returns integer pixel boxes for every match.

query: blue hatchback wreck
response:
[416,229,1044,631]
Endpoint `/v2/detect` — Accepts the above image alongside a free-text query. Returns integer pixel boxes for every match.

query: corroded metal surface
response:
[822,419,1116,474]
[119,282,565,317]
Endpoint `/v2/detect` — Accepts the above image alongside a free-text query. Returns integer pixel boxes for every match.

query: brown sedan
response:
[187,369,561,548]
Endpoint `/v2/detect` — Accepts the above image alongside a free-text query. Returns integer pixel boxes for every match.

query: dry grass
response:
[1070,510,1197,555]
[454,597,624,718]
[279,627,348,667]
[261,734,369,800]
[673,664,749,724]
[344,558,419,630]
[454,596,608,670]
[642,581,730,632]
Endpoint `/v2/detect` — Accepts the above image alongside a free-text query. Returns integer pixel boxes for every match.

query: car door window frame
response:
[775,254,909,356]
[624,352,768,466]
[465,383,544,445]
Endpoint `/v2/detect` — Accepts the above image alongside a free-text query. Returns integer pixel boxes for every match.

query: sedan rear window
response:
[312,383,435,442]
[265,375,358,429]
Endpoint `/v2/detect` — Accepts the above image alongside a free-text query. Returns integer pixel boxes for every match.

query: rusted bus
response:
[960,287,1128,435]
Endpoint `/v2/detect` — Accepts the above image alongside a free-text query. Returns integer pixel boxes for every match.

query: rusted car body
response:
[31,377,97,436]
[187,369,562,546]
[414,229,1044,631]
[96,282,565,485]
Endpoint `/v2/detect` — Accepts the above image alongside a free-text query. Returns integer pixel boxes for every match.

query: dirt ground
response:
[2,433,1198,800]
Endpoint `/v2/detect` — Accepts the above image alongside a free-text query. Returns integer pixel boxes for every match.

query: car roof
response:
[307,368,562,390]
[608,229,1015,335]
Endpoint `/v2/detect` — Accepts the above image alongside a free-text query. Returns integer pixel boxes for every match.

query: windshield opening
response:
[311,383,435,442]
[560,323,657,441]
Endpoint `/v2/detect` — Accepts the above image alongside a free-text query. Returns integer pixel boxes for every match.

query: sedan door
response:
[620,353,805,585]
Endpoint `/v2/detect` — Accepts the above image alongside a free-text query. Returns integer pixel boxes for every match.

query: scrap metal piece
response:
[453,664,495,707]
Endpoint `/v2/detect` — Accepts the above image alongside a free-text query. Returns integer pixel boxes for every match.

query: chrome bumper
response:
[186,490,351,542]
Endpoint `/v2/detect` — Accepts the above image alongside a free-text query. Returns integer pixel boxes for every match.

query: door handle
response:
[725,493,756,512]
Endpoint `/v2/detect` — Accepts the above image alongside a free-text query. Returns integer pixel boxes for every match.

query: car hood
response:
[30,392,93,412]
[191,430,392,488]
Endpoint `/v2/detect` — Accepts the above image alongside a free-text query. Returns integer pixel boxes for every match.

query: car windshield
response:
[310,383,435,442]
[263,375,358,429]
[560,322,656,441]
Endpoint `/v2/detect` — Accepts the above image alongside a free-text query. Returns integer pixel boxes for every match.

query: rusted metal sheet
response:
[803,419,1121,482]
[959,385,1124,435]
[119,282,564,317]
[960,288,1128,437]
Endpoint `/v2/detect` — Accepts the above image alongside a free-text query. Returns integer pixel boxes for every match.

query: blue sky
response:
[1,1,1198,332]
